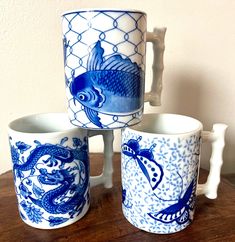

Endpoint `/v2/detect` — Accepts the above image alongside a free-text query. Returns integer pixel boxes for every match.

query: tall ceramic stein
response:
[62,9,166,129]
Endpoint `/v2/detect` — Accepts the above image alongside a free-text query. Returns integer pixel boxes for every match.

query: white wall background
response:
[1,0,234,174]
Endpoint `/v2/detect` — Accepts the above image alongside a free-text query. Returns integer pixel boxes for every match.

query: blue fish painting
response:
[70,41,144,128]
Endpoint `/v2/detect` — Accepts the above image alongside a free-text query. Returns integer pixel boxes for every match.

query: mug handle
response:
[196,124,228,199]
[145,27,167,106]
[88,130,114,189]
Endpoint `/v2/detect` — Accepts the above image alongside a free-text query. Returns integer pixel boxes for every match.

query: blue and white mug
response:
[8,113,114,229]
[62,9,166,129]
[121,113,227,234]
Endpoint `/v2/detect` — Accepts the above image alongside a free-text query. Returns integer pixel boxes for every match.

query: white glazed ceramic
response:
[121,113,227,234]
[8,113,114,229]
[62,9,166,129]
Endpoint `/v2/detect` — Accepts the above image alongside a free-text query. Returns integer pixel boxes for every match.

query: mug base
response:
[68,103,144,129]
[122,206,192,234]
[19,204,90,230]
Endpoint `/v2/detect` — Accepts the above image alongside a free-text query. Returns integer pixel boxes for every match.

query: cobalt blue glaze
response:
[10,137,89,228]
[121,130,201,233]
[148,177,197,225]
[62,10,146,129]
[70,41,144,128]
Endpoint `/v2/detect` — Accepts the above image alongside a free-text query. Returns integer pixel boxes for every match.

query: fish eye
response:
[78,94,87,101]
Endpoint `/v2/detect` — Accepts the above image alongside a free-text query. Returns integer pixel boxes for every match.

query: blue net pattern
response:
[62,10,146,129]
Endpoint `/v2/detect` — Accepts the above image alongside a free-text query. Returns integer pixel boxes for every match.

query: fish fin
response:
[88,40,142,74]
[84,106,103,128]
[87,41,104,71]
[101,55,141,75]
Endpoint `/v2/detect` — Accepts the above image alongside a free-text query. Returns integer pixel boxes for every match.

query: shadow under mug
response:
[121,113,227,234]
[62,9,166,129]
[8,113,114,229]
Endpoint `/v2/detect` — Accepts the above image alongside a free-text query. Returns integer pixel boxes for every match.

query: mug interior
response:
[9,113,75,133]
[130,113,202,135]
[62,8,146,17]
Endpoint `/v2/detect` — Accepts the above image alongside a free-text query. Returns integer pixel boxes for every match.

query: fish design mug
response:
[62,9,166,129]
[121,113,227,234]
[8,113,114,229]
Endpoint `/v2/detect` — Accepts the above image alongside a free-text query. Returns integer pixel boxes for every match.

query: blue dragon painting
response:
[10,137,89,227]
[70,40,144,128]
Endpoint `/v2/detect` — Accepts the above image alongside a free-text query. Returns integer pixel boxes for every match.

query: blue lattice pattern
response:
[63,10,147,85]
[67,96,143,129]
[62,10,147,129]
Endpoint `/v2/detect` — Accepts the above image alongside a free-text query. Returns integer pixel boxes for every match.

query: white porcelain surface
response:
[62,9,165,129]
[8,113,114,229]
[121,113,227,234]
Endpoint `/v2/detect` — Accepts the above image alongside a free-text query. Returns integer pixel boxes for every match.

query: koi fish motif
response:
[122,137,163,191]
[148,177,197,225]
[70,41,144,128]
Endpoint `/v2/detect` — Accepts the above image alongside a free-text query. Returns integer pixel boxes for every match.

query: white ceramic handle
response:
[144,27,167,106]
[196,124,228,199]
[88,130,114,188]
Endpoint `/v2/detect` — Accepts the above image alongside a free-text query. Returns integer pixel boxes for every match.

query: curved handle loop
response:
[88,130,114,189]
[196,124,228,199]
[145,27,167,106]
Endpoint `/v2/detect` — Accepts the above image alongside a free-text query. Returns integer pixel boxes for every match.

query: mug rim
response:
[62,8,147,17]
[124,113,203,136]
[8,112,82,135]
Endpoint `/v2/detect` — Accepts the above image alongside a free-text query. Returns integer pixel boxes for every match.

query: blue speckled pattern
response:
[121,129,201,234]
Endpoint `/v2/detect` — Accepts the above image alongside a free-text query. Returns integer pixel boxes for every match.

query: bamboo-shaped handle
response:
[145,27,167,106]
[89,130,114,188]
[197,124,228,199]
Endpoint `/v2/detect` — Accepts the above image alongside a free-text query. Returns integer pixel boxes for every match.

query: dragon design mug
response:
[8,113,114,229]
[121,113,227,234]
[62,9,166,129]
